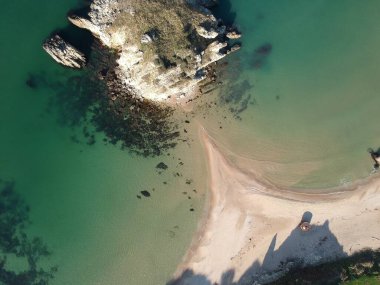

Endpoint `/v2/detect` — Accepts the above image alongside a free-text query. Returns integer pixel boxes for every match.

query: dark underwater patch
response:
[0,181,57,285]
[251,43,273,70]
[219,79,254,118]
[32,41,180,157]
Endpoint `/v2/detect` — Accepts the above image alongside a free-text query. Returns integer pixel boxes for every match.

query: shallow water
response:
[2,0,380,284]
[0,1,206,284]
[205,0,380,190]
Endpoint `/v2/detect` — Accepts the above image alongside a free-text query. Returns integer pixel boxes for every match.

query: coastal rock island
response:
[66,0,241,104]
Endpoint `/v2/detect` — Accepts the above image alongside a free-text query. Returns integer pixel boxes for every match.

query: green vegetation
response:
[342,275,380,285]
[270,249,380,285]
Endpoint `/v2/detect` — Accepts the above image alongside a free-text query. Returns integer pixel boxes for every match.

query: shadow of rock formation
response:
[211,0,236,26]
[168,213,352,285]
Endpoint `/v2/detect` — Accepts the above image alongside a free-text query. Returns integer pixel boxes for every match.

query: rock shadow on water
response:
[0,180,57,285]
[211,0,236,26]
[167,215,379,285]
[53,2,94,58]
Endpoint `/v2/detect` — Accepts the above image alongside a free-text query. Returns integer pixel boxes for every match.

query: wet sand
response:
[172,125,380,284]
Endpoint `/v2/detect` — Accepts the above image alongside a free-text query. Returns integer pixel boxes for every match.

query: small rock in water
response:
[136,195,142,199]
[226,29,242,39]
[140,190,151,197]
[156,162,168,170]
[190,208,195,212]
[42,35,86,69]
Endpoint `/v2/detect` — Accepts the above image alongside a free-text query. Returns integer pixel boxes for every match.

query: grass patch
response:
[342,275,380,285]
[109,0,211,67]
[270,249,380,285]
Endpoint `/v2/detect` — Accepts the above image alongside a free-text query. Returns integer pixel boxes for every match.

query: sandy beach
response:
[170,126,380,285]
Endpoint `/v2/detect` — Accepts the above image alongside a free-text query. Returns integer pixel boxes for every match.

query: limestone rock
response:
[67,0,241,103]
[228,43,241,54]
[226,29,242,39]
[201,41,228,67]
[42,35,86,68]
[196,25,219,39]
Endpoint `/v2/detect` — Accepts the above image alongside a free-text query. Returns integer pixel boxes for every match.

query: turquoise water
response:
[205,0,380,190]
[2,0,380,284]
[0,1,206,284]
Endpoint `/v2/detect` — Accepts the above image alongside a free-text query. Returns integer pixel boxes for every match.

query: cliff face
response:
[69,0,240,104]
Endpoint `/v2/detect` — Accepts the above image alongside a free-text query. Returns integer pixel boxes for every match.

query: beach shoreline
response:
[171,125,380,284]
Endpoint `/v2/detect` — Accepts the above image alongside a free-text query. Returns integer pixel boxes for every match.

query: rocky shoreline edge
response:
[43,0,241,105]
[41,0,243,156]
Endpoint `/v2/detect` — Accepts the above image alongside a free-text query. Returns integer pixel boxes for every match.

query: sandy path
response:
[171,127,380,285]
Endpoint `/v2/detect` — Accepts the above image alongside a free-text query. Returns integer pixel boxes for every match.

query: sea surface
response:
[1,0,380,284]
[206,0,380,190]
[0,1,206,284]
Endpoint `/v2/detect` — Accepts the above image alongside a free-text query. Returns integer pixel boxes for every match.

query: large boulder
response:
[43,35,86,68]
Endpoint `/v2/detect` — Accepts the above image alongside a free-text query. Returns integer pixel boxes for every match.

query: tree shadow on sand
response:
[167,211,378,285]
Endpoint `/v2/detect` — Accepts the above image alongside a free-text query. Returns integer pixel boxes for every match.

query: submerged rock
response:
[67,0,241,103]
[140,190,151,197]
[156,162,168,170]
[43,35,86,68]
[228,43,242,54]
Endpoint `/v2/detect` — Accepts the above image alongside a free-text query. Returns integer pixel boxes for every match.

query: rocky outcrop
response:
[201,41,228,67]
[67,0,241,103]
[43,35,86,68]
[226,29,242,39]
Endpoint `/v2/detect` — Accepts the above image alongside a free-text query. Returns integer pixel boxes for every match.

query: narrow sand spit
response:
[171,126,380,284]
